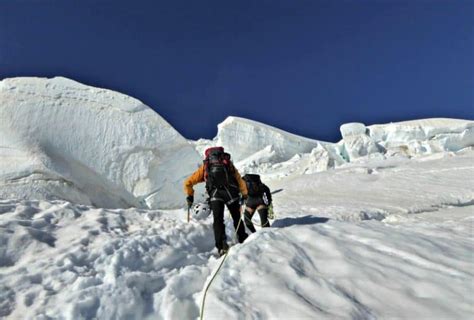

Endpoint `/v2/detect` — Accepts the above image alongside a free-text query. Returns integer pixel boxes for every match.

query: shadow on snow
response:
[272,215,329,228]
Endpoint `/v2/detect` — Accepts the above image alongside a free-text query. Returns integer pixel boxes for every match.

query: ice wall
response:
[197,117,473,177]
[213,116,324,162]
[340,119,474,161]
[368,119,474,155]
[0,77,201,209]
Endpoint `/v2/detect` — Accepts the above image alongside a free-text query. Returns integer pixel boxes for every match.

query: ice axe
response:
[186,195,193,223]
[271,188,283,195]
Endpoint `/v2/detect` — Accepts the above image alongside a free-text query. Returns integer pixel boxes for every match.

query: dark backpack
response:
[243,174,263,197]
[204,147,234,189]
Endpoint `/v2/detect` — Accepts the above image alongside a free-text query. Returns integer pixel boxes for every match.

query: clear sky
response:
[1,0,473,141]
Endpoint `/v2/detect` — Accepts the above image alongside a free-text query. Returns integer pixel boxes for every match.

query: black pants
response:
[244,207,270,233]
[210,200,248,250]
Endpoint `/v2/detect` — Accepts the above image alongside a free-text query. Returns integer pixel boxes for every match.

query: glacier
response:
[0,150,472,319]
[1,77,472,209]
[0,77,202,209]
[0,76,473,319]
[196,116,473,178]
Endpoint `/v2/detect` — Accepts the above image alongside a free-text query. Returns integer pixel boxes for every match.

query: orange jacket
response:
[184,163,248,197]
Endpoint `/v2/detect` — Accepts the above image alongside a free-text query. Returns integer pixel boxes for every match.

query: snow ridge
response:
[0,77,202,209]
[215,116,326,162]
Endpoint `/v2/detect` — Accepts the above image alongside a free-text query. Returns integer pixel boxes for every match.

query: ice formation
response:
[201,116,325,162]
[367,118,474,156]
[0,76,473,319]
[1,77,472,209]
[0,77,201,209]
[198,116,473,175]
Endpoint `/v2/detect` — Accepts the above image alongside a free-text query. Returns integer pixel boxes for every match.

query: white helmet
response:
[191,202,211,220]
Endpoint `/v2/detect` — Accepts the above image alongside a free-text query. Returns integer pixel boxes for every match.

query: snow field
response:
[205,209,473,319]
[1,149,473,319]
[1,77,473,319]
[269,150,474,222]
[200,150,474,319]
[0,201,222,319]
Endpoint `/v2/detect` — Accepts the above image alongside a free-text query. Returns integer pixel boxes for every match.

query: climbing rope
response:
[242,204,274,227]
[199,207,244,320]
[243,214,267,227]
[199,203,276,319]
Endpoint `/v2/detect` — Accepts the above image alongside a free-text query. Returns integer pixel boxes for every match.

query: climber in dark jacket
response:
[242,174,272,233]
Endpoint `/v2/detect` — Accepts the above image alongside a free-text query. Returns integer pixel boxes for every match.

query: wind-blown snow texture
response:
[0,77,202,209]
[1,151,473,319]
[0,77,473,319]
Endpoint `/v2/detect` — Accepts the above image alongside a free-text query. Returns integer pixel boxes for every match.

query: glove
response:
[240,194,248,206]
[186,195,194,208]
[268,204,274,220]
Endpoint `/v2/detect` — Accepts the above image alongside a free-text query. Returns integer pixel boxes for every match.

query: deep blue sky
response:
[1,0,473,141]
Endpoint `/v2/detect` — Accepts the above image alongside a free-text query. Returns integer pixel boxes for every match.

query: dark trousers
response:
[210,200,248,250]
[244,208,270,233]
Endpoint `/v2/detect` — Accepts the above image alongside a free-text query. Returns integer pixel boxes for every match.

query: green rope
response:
[199,208,244,320]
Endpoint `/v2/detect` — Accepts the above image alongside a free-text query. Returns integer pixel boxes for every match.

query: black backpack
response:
[204,147,234,189]
[243,174,263,197]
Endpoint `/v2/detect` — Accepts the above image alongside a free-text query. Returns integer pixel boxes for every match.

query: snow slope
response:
[204,149,474,319]
[0,77,201,209]
[1,77,473,319]
[1,149,473,319]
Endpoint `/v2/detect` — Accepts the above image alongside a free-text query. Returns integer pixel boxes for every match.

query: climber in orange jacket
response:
[184,147,248,256]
